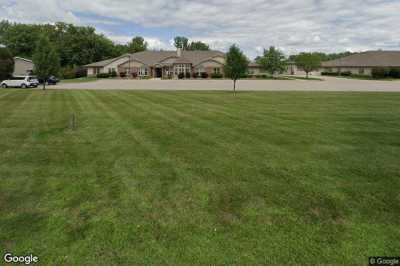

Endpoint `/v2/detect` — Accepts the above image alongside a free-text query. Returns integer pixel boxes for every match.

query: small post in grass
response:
[69,113,76,130]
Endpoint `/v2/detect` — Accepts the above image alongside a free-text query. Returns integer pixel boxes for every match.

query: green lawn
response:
[0,90,399,265]
[61,77,99,83]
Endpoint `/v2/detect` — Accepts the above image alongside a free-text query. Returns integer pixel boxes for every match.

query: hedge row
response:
[322,68,400,79]
[371,67,400,79]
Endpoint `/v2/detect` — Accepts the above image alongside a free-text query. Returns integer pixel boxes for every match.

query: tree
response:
[174,36,189,50]
[224,45,249,95]
[0,46,14,81]
[127,36,148,53]
[257,46,286,76]
[33,35,60,90]
[188,41,210,51]
[295,53,322,78]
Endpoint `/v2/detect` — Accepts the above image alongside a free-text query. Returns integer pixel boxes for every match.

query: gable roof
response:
[249,62,261,67]
[84,54,131,67]
[85,50,225,68]
[14,57,33,63]
[322,51,400,67]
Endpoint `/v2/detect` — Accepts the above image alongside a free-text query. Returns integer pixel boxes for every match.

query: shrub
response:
[389,67,400,78]
[60,67,76,79]
[192,72,199,79]
[110,70,117,78]
[185,72,191,79]
[0,47,14,81]
[340,71,352,76]
[371,68,387,79]
[75,67,87,78]
[201,72,208,79]
[119,72,126,78]
[97,73,110,78]
[178,73,185,79]
[132,72,138,79]
[321,72,339,76]
[211,73,223,79]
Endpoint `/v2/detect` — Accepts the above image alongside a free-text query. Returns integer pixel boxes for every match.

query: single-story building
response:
[85,49,226,79]
[13,57,34,76]
[321,51,400,76]
[247,61,311,76]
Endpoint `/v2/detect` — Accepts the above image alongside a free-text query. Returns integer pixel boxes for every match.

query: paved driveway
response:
[53,77,400,91]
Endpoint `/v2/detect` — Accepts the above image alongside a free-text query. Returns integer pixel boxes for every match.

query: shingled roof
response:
[85,50,225,68]
[322,51,400,67]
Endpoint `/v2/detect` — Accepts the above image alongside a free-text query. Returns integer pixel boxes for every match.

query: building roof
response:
[14,57,33,63]
[322,51,400,67]
[85,57,123,67]
[249,62,260,67]
[85,50,225,68]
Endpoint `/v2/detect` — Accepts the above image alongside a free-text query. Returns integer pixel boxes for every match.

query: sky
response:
[1,0,400,59]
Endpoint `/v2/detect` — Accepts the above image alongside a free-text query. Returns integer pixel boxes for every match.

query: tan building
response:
[321,51,400,76]
[85,49,225,79]
[13,57,34,76]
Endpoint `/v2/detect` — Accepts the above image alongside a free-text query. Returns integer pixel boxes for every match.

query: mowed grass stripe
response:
[0,90,399,265]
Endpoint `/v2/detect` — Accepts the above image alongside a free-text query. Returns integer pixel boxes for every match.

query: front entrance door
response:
[155,68,162,78]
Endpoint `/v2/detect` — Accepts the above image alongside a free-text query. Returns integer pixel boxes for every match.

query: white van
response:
[1,76,39,88]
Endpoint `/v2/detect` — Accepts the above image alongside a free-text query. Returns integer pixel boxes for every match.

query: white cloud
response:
[1,0,400,58]
[104,32,173,50]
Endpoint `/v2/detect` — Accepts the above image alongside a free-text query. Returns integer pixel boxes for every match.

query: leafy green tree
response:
[128,36,148,53]
[174,36,189,50]
[295,53,322,78]
[224,45,249,95]
[33,36,60,90]
[188,41,210,51]
[258,46,286,76]
[0,46,14,81]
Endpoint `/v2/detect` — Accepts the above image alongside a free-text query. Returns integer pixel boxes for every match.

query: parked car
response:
[38,76,59,85]
[1,76,39,88]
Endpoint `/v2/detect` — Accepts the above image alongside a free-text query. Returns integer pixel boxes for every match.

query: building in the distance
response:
[321,51,400,76]
[13,57,34,76]
[85,48,226,79]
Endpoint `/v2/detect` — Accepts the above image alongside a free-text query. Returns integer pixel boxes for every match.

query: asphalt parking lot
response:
[53,76,400,91]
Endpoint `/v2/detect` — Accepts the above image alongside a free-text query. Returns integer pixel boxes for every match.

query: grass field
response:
[0,89,399,265]
[61,77,99,83]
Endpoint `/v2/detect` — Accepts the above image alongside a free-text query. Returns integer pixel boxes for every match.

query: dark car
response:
[38,76,59,85]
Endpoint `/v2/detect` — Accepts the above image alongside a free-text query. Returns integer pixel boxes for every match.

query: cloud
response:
[1,0,400,58]
[102,31,173,50]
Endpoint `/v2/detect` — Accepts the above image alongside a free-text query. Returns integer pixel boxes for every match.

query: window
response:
[174,64,191,75]
[139,67,148,76]
[359,68,365,75]
[214,68,220,74]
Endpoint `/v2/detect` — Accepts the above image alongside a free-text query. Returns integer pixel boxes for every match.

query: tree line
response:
[0,21,211,67]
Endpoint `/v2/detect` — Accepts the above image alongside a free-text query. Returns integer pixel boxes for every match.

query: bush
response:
[97,73,110,78]
[371,68,387,79]
[132,72,138,79]
[321,72,340,76]
[185,72,191,79]
[75,67,87,78]
[340,71,352,76]
[178,73,185,79]
[110,70,117,78]
[192,72,199,79]
[211,73,223,79]
[60,67,76,79]
[389,67,400,78]
[0,47,14,81]
[201,72,208,79]
[119,72,126,78]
